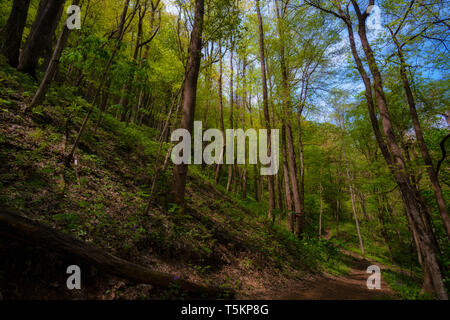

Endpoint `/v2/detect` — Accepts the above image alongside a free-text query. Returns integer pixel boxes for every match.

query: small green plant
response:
[383,270,433,300]
[168,202,181,214]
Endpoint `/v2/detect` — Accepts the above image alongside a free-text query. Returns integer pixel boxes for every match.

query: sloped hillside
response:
[0,58,344,299]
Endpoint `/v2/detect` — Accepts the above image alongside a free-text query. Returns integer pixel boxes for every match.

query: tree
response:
[0,0,31,67]
[17,0,66,77]
[386,1,450,239]
[305,0,447,299]
[27,0,81,111]
[215,40,225,183]
[171,0,205,205]
[226,39,235,192]
[256,0,275,223]
[275,0,305,237]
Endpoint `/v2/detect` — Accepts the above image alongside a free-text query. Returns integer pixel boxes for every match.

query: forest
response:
[0,0,449,302]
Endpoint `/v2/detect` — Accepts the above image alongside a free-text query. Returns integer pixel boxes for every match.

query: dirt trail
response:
[252,251,397,300]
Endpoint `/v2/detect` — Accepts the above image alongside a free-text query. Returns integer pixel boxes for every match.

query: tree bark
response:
[256,0,275,223]
[389,28,450,239]
[18,0,65,77]
[319,166,323,239]
[344,149,364,255]
[281,124,294,232]
[226,42,234,192]
[1,0,31,68]
[275,0,303,236]
[170,0,205,205]
[214,41,225,183]
[27,0,81,111]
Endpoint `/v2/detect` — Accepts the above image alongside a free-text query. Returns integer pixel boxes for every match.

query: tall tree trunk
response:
[344,149,364,255]
[275,0,303,236]
[249,107,259,202]
[355,186,369,220]
[214,41,225,184]
[94,81,111,134]
[1,0,31,67]
[339,114,364,253]
[337,2,448,299]
[256,0,275,223]
[376,194,393,262]
[335,154,342,239]
[201,42,213,170]
[296,115,306,236]
[242,58,248,199]
[226,42,234,192]
[389,29,450,239]
[282,124,294,233]
[18,0,65,77]
[319,166,323,239]
[27,0,81,111]
[266,54,281,212]
[170,0,204,205]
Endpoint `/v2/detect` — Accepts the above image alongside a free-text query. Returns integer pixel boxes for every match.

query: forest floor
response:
[253,250,396,300]
[249,231,398,299]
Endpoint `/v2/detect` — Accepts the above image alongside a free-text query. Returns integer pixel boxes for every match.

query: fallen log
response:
[0,207,234,298]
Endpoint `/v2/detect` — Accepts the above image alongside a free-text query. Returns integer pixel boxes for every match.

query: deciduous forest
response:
[0,0,449,301]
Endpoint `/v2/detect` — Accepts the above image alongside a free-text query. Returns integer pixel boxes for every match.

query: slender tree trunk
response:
[390,29,450,239]
[18,0,65,77]
[226,42,234,192]
[275,1,303,236]
[1,0,31,67]
[282,124,294,233]
[215,40,225,184]
[94,82,111,134]
[201,42,213,170]
[27,0,81,111]
[145,80,184,212]
[355,187,369,220]
[242,58,248,199]
[319,166,323,239]
[267,54,281,212]
[297,115,306,236]
[335,159,342,239]
[376,194,393,262]
[249,108,259,202]
[338,114,364,253]
[170,0,204,205]
[344,152,364,255]
[256,0,275,223]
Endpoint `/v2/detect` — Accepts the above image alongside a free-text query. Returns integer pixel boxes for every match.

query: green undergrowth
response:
[383,269,432,300]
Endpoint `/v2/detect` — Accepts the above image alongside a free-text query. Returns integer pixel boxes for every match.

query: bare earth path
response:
[251,251,397,300]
